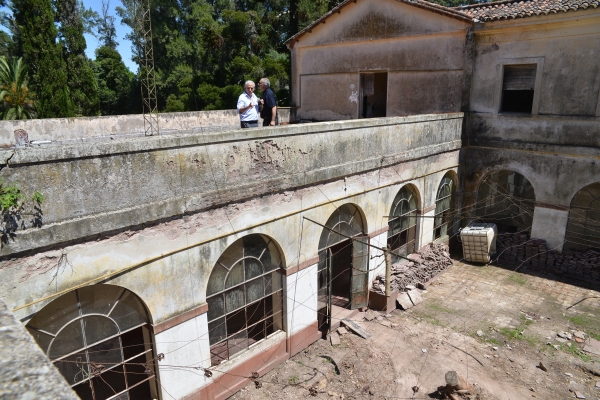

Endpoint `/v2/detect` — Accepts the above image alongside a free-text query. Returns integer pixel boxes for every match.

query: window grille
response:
[26,285,158,400]
[206,235,284,366]
[564,182,600,252]
[475,170,535,233]
[434,176,455,240]
[387,186,418,260]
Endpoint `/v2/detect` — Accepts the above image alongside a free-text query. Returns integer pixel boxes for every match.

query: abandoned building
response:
[0,0,599,399]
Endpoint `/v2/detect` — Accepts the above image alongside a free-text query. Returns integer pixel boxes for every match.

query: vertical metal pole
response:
[385,246,392,297]
[136,0,159,136]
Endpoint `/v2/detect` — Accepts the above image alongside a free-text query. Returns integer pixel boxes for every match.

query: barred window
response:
[434,175,455,240]
[206,234,284,366]
[26,285,158,400]
[388,185,419,259]
[564,182,600,252]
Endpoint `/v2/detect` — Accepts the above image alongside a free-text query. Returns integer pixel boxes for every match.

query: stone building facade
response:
[1,0,599,399]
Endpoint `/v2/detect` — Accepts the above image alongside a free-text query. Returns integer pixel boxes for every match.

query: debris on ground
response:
[371,243,453,294]
[340,318,371,339]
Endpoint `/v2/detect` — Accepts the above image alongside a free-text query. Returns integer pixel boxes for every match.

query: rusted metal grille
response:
[388,185,418,260]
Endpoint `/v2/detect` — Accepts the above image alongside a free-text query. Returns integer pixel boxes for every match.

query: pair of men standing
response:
[237,79,278,128]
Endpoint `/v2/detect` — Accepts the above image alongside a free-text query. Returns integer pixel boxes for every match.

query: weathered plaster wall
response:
[462,11,600,253]
[0,114,462,327]
[0,298,78,400]
[0,113,462,257]
[0,108,294,145]
[290,0,469,120]
[470,11,600,116]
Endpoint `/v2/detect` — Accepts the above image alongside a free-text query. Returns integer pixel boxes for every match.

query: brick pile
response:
[371,243,453,295]
[496,232,600,283]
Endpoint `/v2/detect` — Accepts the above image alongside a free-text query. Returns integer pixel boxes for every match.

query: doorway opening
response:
[360,72,387,118]
[317,204,369,335]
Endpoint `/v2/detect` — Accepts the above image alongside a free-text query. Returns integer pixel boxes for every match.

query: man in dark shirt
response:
[258,78,278,127]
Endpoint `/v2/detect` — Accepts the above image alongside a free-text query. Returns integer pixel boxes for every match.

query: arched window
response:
[434,174,456,240]
[26,285,158,400]
[206,234,284,366]
[387,185,419,258]
[564,182,600,252]
[476,170,535,233]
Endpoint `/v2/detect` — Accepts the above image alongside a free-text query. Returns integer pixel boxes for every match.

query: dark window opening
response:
[360,72,387,118]
[500,64,536,114]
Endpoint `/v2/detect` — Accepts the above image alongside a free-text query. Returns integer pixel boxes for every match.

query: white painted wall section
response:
[420,209,436,248]
[530,206,569,253]
[154,313,211,399]
[368,232,388,288]
[286,264,318,335]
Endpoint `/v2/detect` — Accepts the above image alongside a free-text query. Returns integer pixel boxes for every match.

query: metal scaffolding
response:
[136,0,159,136]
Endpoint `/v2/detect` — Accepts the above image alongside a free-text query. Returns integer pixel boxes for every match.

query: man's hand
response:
[269,121,275,126]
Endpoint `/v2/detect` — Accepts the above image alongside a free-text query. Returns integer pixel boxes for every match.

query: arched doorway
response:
[476,170,535,233]
[564,182,600,252]
[25,285,158,400]
[434,173,456,240]
[317,204,368,333]
[206,234,284,366]
[387,185,419,261]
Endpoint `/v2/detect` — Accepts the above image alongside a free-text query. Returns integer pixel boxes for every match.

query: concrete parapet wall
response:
[0,298,78,399]
[0,108,295,145]
[0,112,462,257]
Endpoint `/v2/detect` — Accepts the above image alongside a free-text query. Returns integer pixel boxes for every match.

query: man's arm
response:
[270,105,277,126]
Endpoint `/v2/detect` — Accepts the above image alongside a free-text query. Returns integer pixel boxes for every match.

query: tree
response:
[98,0,118,49]
[55,0,100,116]
[0,56,35,119]
[12,0,73,118]
[93,46,134,115]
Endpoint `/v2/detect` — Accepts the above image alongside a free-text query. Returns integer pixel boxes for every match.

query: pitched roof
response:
[285,0,472,48]
[456,0,599,22]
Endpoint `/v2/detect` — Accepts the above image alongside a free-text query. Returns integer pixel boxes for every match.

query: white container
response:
[460,223,497,263]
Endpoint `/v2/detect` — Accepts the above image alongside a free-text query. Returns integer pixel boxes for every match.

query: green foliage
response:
[116,0,296,112]
[12,0,73,118]
[92,46,135,115]
[55,0,100,116]
[0,180,44,244]
[0,56,36,120]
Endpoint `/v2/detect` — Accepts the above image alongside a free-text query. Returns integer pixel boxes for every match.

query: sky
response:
[82,0,137,72]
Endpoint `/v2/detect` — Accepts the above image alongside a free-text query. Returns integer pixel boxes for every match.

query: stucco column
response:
[154,314,211,399]
[530,205,569,253]
[368,231,388,287]
[286,264,318,335]
[420,206,436,248]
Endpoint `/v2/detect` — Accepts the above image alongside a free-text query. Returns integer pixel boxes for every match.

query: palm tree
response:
[0,57,36,120]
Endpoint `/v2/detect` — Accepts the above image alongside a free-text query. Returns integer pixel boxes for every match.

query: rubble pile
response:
[371,243,453,295]
[496,232,600,282]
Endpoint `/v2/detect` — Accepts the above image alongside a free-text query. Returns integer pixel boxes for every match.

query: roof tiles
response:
[456,0,599,21]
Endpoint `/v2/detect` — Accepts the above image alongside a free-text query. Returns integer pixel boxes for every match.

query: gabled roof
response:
[456,0,599,22]
[285,0,600,48]
[285,0,472,48]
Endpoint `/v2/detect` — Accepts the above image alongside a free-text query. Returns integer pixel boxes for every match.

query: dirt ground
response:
[230,261,600,400]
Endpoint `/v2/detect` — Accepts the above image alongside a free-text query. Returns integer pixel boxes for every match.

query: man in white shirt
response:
[237,81,259,128]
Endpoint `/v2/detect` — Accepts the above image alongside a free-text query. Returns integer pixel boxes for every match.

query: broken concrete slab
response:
[330,333,340,346]
[397,293,413,310]
[364,310,379,321]
[337,327,348,335]
[583,337,600,356]
[558,331,573,340]
[341,318,371,339]
[380,320,392,328]
[408,290,424,306]
[573,331,586,340]
[574,391,586,399]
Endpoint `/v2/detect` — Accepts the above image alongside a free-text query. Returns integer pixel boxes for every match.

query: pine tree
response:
[12,0,73,118]
[55,0,100,116]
